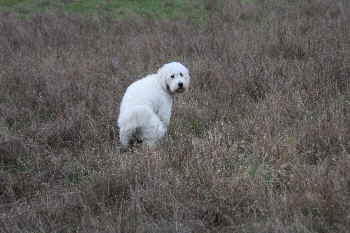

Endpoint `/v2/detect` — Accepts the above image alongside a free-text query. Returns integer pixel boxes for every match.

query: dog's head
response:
[157,62,190,94]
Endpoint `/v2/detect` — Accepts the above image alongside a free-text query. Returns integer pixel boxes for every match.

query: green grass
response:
[0,0,215,20]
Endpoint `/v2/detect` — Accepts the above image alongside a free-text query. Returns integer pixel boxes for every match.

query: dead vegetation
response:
[0,0,350,232]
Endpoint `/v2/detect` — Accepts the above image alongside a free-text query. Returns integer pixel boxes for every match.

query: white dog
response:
[117,62,190,150]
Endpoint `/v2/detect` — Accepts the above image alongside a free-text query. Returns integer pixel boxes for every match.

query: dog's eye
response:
[179,72,183,77]
[170,74,175,79]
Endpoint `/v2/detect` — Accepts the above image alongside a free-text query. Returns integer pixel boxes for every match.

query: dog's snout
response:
[178,82,183,88]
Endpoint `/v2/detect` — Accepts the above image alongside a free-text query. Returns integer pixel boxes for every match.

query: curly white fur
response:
[117,62,190,149]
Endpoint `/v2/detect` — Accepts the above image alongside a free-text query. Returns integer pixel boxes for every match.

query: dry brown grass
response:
[1,0,350,232]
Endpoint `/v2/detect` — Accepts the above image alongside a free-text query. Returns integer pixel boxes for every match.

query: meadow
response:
[0,0,212,20]
[0,0,350,232]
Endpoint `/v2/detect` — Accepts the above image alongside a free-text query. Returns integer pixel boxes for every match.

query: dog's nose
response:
[178,82,183,88]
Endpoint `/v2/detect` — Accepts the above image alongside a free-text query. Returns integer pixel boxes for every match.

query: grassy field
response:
[0,0,214,20]
[1,0,350,232]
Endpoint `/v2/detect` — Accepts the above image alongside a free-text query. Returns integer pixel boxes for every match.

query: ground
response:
[0,0,350,232]
[0,0,213,21]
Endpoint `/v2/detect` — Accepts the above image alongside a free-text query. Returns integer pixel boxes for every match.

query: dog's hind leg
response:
[141,117,166,147]
[119,127,135,152]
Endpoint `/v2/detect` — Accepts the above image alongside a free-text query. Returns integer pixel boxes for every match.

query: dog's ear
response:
[157,65,168,91]
[157,64,165,77]
[157,65,164,80]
